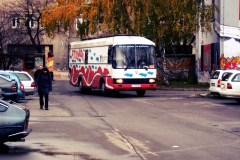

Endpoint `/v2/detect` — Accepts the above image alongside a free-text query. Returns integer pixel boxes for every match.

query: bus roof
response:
[70,35,155,48]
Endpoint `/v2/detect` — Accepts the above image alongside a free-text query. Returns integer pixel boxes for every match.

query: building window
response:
[12,18,19,28]
[29,19,34,28]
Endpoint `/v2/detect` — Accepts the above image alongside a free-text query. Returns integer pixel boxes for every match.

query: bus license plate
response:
[132,84,141,88]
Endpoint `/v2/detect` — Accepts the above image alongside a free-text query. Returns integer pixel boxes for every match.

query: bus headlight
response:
[149,79,156,83]
[116,79,123,83]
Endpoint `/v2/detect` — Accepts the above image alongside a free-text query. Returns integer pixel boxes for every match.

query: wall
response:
[157,55,195,82]
[218,0,240,70]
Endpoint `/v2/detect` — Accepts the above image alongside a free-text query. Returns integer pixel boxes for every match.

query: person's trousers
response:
[39,93,49,109]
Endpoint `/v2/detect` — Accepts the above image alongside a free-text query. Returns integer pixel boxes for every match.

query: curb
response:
[157,88,209,91]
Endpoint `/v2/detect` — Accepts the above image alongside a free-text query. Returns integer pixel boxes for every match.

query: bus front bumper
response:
[111,83,156,90]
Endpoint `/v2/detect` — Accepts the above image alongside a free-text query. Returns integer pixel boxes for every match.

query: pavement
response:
[23,71,211,116]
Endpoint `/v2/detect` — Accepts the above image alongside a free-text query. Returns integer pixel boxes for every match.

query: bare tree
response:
[0,7,29,69]
[5,0,54,53]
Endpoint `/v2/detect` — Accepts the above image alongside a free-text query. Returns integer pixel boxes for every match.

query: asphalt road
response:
[0,80,240,160]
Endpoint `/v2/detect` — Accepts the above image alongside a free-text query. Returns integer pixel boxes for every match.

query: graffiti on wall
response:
[197,43,220,83]
[220,38,240,69]
[202,44,212,72]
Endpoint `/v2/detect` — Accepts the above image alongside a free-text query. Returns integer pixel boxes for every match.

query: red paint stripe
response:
[239,0,240,20]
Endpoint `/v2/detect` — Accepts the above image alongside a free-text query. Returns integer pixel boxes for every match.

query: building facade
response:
[0,0,80,72]
[195,0,240,83]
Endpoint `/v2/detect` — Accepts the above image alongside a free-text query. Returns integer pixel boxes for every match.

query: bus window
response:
[85,50,88,64]
[114,45,156,69]
[108,46,113,64]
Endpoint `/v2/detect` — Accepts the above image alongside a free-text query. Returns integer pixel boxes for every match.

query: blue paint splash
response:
[147,71,154,75]
[124,73,133,77]
[139,73,147,77]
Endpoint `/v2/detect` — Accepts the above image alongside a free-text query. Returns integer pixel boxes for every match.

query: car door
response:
[231,73,240,96]
[0,102,9,138]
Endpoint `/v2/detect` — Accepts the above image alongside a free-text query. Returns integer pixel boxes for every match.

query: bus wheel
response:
[101,82,108,96]
[136,90,146,97]
[79,79,85,93]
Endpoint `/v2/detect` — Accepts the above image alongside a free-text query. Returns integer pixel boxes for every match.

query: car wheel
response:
[14,94,19,103]
[236,99,240,103]
[136,90,146,97]
[101,82,108,96]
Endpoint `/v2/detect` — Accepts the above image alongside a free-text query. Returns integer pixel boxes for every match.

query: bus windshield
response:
[113,45,156,69]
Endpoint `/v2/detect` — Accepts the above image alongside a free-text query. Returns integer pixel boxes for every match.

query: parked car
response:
[0,72,25,100]
[0,75,18,102]
[219,70,240,103]
[0,99,32,144]
[4,70,35,96]
[209,69,237,93]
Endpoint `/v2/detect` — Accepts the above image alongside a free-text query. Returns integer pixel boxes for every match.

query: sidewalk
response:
[25,94,71,117]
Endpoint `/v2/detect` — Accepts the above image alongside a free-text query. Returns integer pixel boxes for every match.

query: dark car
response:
[0,75,18,102]
[0,99,32,144]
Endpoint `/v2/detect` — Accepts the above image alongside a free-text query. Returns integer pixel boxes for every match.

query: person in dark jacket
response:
[35,66,52,110]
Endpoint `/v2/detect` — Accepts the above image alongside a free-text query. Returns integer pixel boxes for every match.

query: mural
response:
[202,44,212,72]
[221,38,240,69]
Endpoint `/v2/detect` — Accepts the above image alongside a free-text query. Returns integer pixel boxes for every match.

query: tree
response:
[6,0,54,53]
[0,6,29,69]
[41,0,218,85]
[41,0,85,38]
[41,0,217,46]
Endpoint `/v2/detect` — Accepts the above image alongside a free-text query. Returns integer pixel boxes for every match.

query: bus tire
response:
[136,90,146,97]
[78,78,85,93]
[101,82,108,96]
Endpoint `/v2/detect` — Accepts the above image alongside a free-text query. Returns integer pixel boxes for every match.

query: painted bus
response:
[69,35,157,96]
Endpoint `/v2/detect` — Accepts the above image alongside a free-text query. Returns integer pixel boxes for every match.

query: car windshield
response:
[112,45,156,69]
[222,73,233,81]
[0,74,10,79]
[13,73,31,81]
[0,102,8,112]
[211,71,220,79]
[232,73,240,82]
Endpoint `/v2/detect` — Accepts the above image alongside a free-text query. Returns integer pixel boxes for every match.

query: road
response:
[0,79,240,160]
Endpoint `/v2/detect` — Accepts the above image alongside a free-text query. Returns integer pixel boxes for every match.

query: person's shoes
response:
[45,108,48,110]
[40,106,43,109]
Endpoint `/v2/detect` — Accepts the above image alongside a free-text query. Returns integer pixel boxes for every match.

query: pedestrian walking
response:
[34,65,43,80]
[35,66,52,110]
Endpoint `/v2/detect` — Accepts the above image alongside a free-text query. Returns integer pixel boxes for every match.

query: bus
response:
[69,35,157,96]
